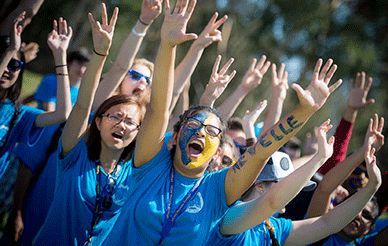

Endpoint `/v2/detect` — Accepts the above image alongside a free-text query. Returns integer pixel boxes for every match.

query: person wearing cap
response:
[206,120,382,246]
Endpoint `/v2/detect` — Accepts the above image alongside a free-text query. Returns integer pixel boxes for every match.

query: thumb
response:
[365,98,375,106]
[291,83,304,98]
[180,33,198,43]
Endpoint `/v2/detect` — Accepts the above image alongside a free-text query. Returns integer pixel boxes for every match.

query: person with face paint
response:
[206,124,382,246]
[103,0,343,244]
[0,12,71,180]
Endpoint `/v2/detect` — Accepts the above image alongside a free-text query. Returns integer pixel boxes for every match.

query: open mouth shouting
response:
[112,131,123,140]
[188,139,204,157]
[132,87,145,96]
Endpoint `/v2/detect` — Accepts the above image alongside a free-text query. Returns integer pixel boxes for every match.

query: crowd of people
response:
[0,0,387,245]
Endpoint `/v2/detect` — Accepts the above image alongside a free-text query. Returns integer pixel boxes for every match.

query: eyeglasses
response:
[7,58,24,72]
[185,117,222,137]
[101,113,139,131]
[361,210,374,221]
[221,155,234,167]
[128,69,151,85]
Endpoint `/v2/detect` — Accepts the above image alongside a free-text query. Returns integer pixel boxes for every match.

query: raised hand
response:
[292,59,342,113]
[193,12,227,49]
[88,3,119,55]
[161,0,198,46]
[241,100,267,137]
[140,0,163,25]
[316,119,335,160]
[364,144,381,185]
[363,114,385,152]
[240,56,271,93]
[200,55,236,106]
[347,72,374,110]
[271,63,289,101]
[47,18,72,54]
[10,11,25,51]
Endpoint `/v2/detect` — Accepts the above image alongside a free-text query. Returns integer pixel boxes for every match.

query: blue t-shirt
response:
[34,74,79,109]
[103,142,230,245]
[33,137,133,246]
[0,100,43,179]
[206,217,292,246]
[11,124,62,245]
[307,232,377,246]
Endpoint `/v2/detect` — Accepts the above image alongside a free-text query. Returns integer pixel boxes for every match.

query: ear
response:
[171,132,178,145]
[95,117,102,131]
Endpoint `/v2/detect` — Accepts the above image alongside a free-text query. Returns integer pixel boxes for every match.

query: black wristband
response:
[139,18,150,26]
[93,48,108,57]
[57,73,69,76]
[55,64,67,68]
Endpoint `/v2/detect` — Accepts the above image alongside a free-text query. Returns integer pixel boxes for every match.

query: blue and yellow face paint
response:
[178,111,220,169]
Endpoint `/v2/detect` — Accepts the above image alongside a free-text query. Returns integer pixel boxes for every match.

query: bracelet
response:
[57,73,68,76]
[139,18,150,26]
[132,27,146,37]
[93,48,108,57]
[55,64,67,68]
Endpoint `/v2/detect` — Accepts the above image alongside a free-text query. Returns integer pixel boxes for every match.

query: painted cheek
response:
[178,124,196,165]
[186,133,219,169]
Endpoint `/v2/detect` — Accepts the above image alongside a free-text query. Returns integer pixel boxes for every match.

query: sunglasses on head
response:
[7,58,24,72]
[128,69,151,85]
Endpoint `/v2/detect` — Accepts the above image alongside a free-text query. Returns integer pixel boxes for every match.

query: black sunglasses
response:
[185,117,222,137]
[7,58,24,72]
[102,176,116,209]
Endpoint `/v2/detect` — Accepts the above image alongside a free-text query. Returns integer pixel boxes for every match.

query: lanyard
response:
[157,167,204,245]
[85,161,121,245]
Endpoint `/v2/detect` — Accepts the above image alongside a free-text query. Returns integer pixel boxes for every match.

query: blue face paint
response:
[178,111,220,168]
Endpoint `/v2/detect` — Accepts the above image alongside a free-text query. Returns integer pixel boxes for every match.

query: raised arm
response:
[224,58,342,205]
[61,4,118,157]
[134,0,197,167]
[318,72,374,174]
[305,114,384,218]
[220,120,334,235]
[0,12,24,75]
[284,144,382,246]
[217,56,271,118]
[92,0,162,110]
[257,63,288,138]
[34,18,72,127]
[170,12,227,112]
[199,55,236,107]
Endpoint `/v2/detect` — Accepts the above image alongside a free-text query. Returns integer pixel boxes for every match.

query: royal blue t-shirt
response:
[103,142,231,245]
[33,136,133,246]
[307,232,378,246]
[34,74,79,109]
[206,217,292,246]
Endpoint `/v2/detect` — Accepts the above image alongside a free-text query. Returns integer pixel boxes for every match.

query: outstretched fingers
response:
[212,55,222,76]
[109,7,119,27]
[328,79,342,93]
[101,3,108,25]
[219,57,234,75]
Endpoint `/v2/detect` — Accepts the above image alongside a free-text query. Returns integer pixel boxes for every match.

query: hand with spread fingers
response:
[240,55,271,93]
[47,18,72,54]
[292,59,342,113]
[140,0,163,25]
[194,12,227,49]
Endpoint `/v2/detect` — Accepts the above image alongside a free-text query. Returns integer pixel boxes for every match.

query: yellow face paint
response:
[178,112,221,169]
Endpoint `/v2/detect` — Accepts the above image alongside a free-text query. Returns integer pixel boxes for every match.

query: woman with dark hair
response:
[32,5,147,245]
[0,12,71,179]
[104,0,342,244]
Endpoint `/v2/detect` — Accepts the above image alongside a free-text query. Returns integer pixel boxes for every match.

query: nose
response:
[195,126,206,137]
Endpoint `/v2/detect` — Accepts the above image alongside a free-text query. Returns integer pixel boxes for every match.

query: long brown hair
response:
[85,95,146,162]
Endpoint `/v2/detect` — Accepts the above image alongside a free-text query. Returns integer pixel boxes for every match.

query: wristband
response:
[132,27,146,37]
[55,64,67,68]
[57,73,68,76]
[139,18,150,26]
[93,48,108,57]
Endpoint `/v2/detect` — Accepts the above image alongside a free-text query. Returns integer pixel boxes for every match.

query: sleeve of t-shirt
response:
[57,136,88,171]
[270,217,293,245]
[318,118,354,175]
[14,124,61,174]
[34,74,57,103]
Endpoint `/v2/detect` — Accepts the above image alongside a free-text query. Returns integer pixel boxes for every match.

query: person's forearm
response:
[0,47,18,76]
[12,163,32,214]
[318,118,353,175]
[170,43,204,113]
[93,20,149,110]
[217,85,249,118]
[259,95,285,139]
[343,105,359,123]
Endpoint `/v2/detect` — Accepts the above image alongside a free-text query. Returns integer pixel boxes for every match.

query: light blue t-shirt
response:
[33,136,133,246]
[34,74,79,109]
[0,100,43,179]
[206,217,292,246]
[103,142,230,245]
[307,232,377,246]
